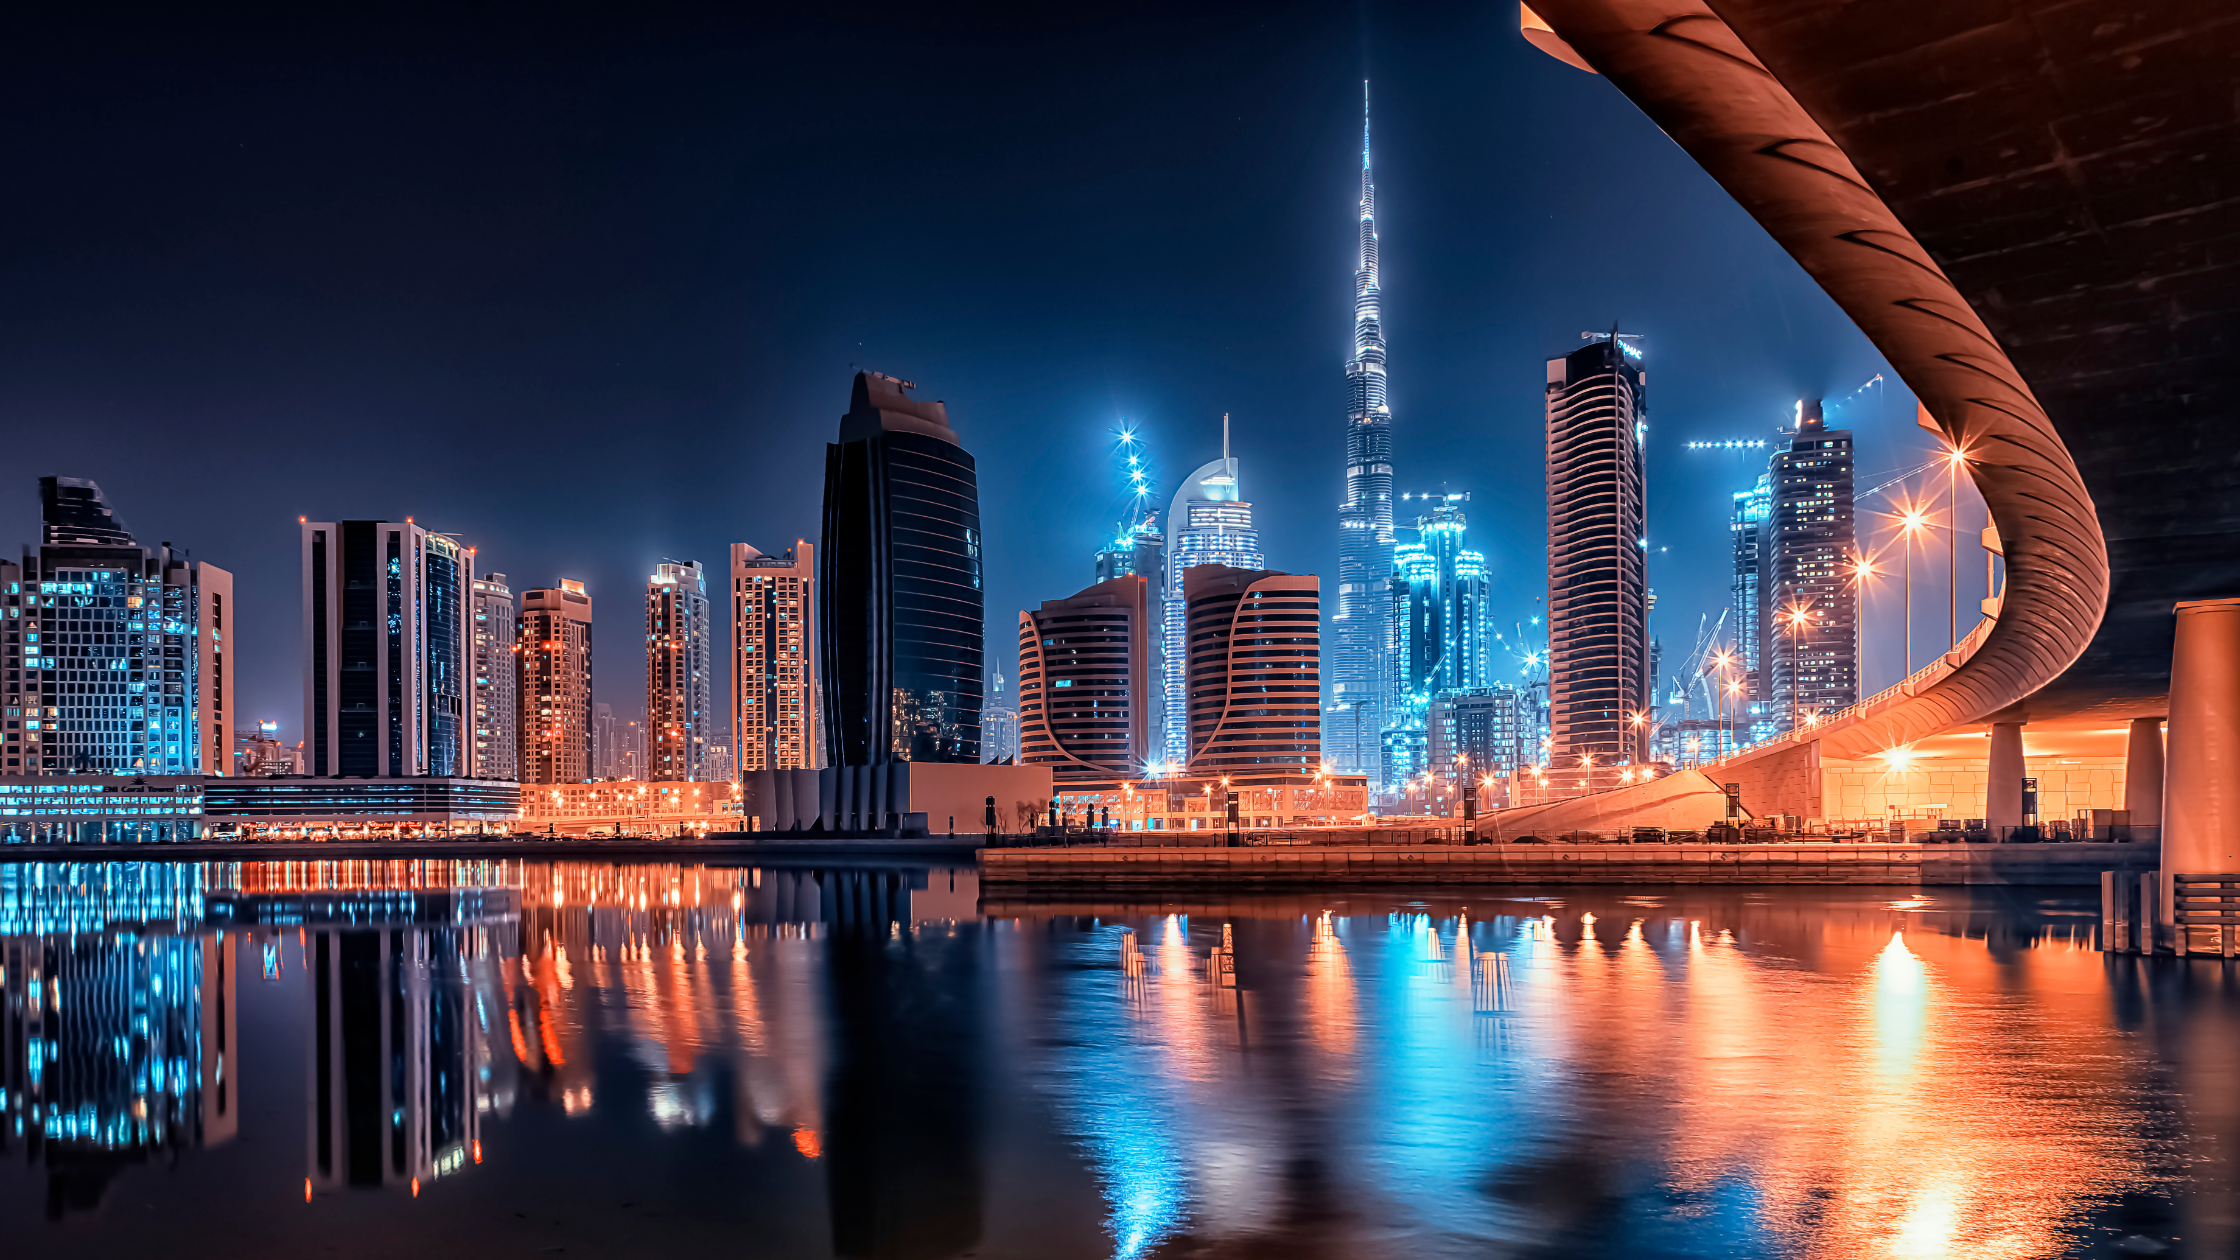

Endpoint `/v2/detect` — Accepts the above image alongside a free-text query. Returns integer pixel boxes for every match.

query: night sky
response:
[2,3,1978,742]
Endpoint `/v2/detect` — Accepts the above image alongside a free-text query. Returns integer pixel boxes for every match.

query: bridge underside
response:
[1514,0,2240,827]
[1700,0,2240,724]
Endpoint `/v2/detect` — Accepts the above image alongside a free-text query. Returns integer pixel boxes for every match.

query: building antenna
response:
[1222,412,1230,463]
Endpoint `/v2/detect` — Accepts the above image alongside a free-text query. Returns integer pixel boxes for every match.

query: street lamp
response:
[1947,444,1966,649]
[1899,505,1930,676]
[1780,603,1812,734]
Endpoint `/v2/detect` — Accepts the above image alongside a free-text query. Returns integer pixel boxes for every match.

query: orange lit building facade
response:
[518,580,593,785]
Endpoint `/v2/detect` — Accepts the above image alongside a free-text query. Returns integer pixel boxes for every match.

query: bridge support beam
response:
[1987,721,2026,834]
[2164,599,2240,922]
[2126,716,2165,838]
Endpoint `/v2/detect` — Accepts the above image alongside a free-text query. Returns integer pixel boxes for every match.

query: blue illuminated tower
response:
[1329,80,1397,779]
[1160,417,1263,768]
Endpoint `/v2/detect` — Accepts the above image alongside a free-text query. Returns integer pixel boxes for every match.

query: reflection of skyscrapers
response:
[1545,336,1649,768]
[1162,431,1264,767]
[820,372,984,766]
[731,543,821,773]
[646,561,712,781]
[824,899,984,1259]
[1018,575,1153,783]
[0,863,236,1217]
[301,519,470,777]
[471,571,518,781]
[306,927,483,1192]
[1765,400,1859,729]
[519,580,594,785]
[1182,566,1321,777]
[5,477,233,777]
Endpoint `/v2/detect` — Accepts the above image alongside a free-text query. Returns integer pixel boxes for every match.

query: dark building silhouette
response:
[820,373,984,766]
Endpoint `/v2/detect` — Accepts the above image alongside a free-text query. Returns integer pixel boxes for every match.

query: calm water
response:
[0,860,2232,1258]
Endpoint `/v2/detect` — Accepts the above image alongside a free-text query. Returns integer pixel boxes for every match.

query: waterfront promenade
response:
[979,841,2154,888]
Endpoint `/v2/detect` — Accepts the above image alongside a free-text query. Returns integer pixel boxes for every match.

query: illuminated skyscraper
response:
[1731,476,1771,706]
[1765,399,1859,728]
[1017,575,1153,784]
[731,542,820,773]
[1330,80,1396,780]
[591,701,616,778]
[1181,566,1320,778]
[1161,421,1264,766]
[1544,334,1649,768]
[5,478,233,777]
[470,571,517,781]
[820,372,984,765]
[1391,495,1491,702]
[518,580,593,785]
[646,561,711,781]
[981,665,1019,763]
[301,518,467,777]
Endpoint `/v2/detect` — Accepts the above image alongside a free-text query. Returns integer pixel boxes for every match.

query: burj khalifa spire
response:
[1328,80,1396,781]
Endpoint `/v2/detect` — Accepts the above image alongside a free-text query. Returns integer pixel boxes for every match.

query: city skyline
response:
[0,5,1949,752]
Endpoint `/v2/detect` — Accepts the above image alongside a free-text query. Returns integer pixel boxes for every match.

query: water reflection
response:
[0,863,233,1218]
[2,867,2237,1256]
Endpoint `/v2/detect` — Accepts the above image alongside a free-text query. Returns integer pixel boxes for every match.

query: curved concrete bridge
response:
[1520,0,2240,860]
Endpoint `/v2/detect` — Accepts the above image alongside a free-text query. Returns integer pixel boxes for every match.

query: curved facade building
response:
[1545,338,1649,767]
[820,372,984,766]
[1017,575,1152,783]
[1161,446,1264,767]
[1182,566,1321,780]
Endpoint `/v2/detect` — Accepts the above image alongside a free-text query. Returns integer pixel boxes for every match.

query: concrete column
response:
[2125,716,2165,833]
[2164,599,2240,916]
[1986,721,2026,834]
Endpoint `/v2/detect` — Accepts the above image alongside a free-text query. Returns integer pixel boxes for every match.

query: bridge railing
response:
[1696,616,1996,768]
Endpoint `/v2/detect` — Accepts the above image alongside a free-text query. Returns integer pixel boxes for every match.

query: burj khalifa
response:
[1328,81,1395,780]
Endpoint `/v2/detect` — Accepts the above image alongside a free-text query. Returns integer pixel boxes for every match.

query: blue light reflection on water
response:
[1,866,2231,1258]
[1030,920,1190,1259]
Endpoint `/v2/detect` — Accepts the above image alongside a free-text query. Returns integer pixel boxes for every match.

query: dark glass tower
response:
[820,372,984,765]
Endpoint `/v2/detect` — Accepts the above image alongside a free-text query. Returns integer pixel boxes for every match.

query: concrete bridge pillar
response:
[2125,716,2165,837]
[2164,599,2240,918]
[1987,721,2026,834]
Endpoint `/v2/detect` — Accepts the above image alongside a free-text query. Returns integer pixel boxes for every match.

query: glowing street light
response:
[1779,602,1812,734]
[1898,504,1932,676]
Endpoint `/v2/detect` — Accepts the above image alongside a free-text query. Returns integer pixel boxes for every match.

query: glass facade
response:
[1161,461,1264,768]
[1544,338,1650,767]
[202,777,520,823]
[4,478,228,778]
[0,776,206,843]
[304,521,473,778]
[471,573,517,780]
[821,373,984,766]
[1335,83,1397,781]
[646,561,712,780]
